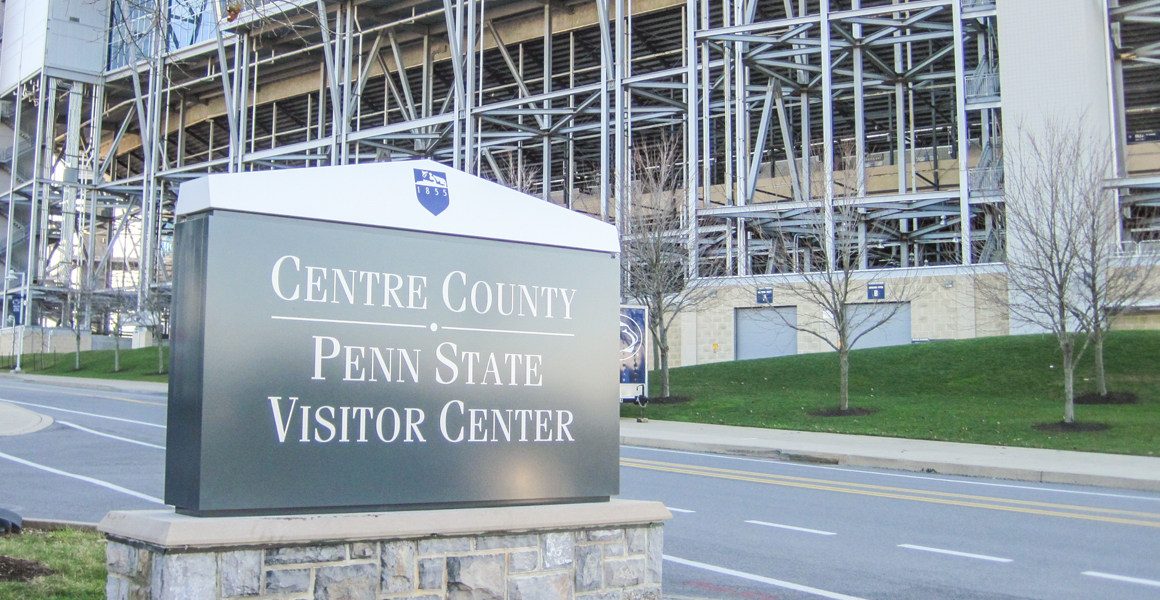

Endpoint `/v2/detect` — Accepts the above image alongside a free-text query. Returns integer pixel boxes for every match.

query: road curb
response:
[0,373,167,395]
[621,436,1160,493]
[23,518,101,533]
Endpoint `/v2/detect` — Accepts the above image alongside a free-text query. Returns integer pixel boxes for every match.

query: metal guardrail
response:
[1118,240,1160,257]
[962,0,996,11]
[969,166,1004,197]
[966,71,1000,101]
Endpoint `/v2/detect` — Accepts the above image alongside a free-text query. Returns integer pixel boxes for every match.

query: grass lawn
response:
[0,346,168,384]
[622,331,1160,456]
[0,528,105,600]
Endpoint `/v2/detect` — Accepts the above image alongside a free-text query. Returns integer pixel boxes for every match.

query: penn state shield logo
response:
[414,169,450,216]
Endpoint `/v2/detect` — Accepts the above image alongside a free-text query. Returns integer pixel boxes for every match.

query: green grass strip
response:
[623,330,1160,456]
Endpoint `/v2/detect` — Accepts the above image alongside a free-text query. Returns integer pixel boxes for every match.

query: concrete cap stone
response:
[99,499,671,549]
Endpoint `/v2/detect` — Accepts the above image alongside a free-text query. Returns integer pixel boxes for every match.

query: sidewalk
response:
[621,418,1160,493]
[0,372,168,395]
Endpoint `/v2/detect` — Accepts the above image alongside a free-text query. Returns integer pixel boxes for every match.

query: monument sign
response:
[166,160,621,516]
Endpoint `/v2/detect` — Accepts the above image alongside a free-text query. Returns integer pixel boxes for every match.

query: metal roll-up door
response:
[849,302,911,350]
[735,306,798,360]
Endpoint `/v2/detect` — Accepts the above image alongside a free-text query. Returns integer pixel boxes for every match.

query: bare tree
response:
[1073,178,1158,398]
[754,147,921,412]
[619,136,713,397]
[979,119,1109,423]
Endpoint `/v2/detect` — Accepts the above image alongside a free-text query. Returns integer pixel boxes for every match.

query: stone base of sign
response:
[99,499,671,600]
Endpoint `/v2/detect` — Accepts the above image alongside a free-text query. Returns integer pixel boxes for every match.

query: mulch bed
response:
[0,555,54,582]
[808,407,878,417]
[633,396,692,405]
[1074,391,1139,405]
[1032,421,1111,433]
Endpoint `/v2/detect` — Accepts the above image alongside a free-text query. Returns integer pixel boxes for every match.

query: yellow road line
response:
[622,457,1160,520]
[621,458,1160,528]
[0,383,166,407]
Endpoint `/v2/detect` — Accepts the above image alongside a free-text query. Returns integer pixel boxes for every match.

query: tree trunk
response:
[839,348,850,411]
[113,333,120,373]
[1094,331,1107,397]
[1063,342,1075,424]
[663,348,672,399]
[74,330,81,371]
[157,331,164,374]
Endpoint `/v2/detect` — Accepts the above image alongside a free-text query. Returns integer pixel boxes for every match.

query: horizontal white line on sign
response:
[897,544,1012,563]
[0,399,166,429]
[271,315,427,328]
[59,421,165,450]
[1083,571,1160,588]
[442,325,575,337]
[667,507,695,513]
[0,450,164,504]
[664,555,868,600]
[746,520,837,536]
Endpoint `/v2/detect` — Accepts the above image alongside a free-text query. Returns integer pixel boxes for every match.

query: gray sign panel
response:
[166,210,620,516]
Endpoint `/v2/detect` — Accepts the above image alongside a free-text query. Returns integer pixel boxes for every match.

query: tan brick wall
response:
[673,267,1011,365]
[1111,312,1160,331]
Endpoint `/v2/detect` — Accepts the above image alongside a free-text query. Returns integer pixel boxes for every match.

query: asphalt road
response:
[2,381,1160,599]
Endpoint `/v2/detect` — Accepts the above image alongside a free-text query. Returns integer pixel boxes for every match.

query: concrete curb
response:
[23,519,101,533]
[0,372,167,395]
[620,435,1160,493]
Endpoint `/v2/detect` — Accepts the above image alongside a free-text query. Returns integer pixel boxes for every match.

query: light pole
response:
[6,271,25,372]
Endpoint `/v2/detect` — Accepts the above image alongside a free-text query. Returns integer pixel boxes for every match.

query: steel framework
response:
[0,0,1152,340]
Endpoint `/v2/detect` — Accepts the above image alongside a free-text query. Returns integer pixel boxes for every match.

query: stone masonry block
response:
[625,586,661,600]
[541,533,574,569]
[419,558,444,590]
[509,572,572,600]
[265,568,310,594]
[418,537,473,555]
[585,529,623,542]
[106,542,135,577]
[106,574,128,600]
[603,541,625,558]
[381,541,417,593]
[625,528,647,556]
[265,544,346,565]
[350,542,376,559]
[151,552,216,600]
[577,592,622,600]
[646,527,663,584]
[509,551,538,573]
[315,563,378,600]
[476,534,538,550]
[220,550,261,597]
[573,545,602,592]
[603,558,645,588]
[447,555,505,600]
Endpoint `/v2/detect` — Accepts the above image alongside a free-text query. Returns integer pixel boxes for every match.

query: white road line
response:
[746,520,837,536]
[0,451,164,504]
[624,446,1160,502]
[1082,571,1160,588]
[664,555,868,600]
[58,421,165,450]
[897,544,1012,563]
[667,507,695,513]
[0,399,166,429]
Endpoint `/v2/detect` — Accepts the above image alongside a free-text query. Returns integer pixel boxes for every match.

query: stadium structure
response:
[0,0,1155,363]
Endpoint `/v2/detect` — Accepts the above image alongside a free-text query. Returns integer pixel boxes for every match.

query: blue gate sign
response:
[620,305,648,399]
[756,287,773,304]
[868,283,885,300]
